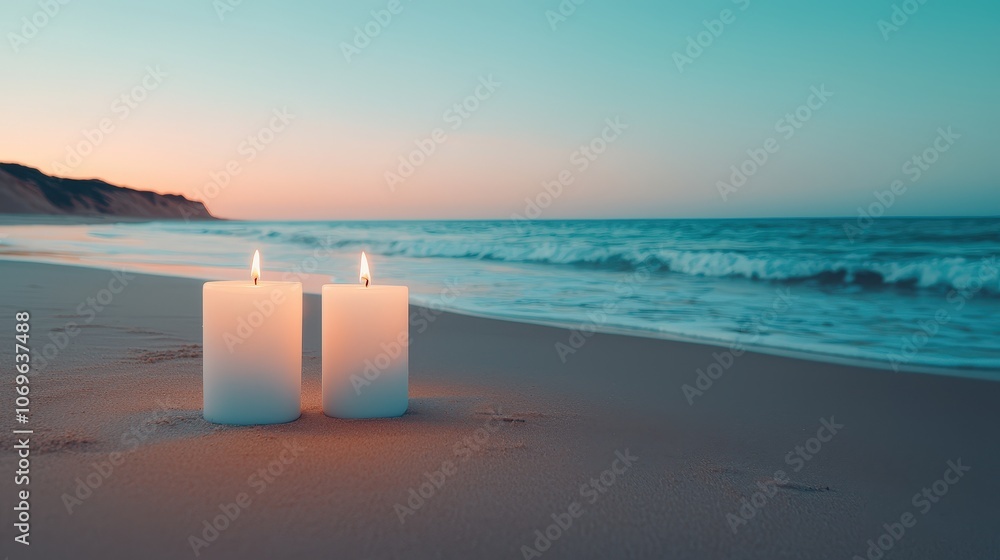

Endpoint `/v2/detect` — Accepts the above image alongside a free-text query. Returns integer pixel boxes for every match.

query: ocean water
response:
[2,217,999,373]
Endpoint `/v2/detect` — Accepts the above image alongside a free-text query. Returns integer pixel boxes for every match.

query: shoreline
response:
[1,254,995,380]
[0,213,221,225]
[409,301,1000,380]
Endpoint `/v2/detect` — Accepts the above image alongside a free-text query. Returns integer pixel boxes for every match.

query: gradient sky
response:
[1,0,996,219]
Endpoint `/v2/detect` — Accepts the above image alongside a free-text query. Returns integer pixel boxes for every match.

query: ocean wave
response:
[165,222,1000,295]
[647,251,999,294]
[264,230,999,294]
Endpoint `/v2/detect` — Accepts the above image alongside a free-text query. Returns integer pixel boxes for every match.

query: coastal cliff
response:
[0,162,215,220]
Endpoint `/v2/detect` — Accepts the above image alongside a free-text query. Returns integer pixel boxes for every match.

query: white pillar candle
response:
[203,250,302,425]
[323,252,409,418]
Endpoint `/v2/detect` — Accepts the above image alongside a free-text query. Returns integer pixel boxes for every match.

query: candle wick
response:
[254,278,258,286]
[364,278,369,287]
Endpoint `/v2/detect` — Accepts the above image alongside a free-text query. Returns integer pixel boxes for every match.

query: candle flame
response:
[251,250,260,285]
[360,252,370,287]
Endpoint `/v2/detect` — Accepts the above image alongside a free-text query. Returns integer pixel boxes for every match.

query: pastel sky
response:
[1,0,996,219]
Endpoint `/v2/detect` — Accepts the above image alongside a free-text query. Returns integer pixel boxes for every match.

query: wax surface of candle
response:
[203,280,302,425]
[322,285,408,418]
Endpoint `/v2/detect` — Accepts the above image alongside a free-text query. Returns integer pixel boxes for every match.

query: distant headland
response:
[0,162,215,220]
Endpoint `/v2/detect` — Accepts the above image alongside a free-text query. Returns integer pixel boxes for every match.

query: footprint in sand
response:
[130,344,202,363]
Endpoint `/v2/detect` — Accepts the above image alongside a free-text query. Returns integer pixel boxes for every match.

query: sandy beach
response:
[1,259,997,559]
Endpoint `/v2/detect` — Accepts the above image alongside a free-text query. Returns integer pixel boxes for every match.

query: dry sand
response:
[1,260,997,559]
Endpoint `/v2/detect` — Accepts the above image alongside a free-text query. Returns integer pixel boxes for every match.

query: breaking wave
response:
[281,236,999,294]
